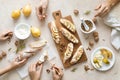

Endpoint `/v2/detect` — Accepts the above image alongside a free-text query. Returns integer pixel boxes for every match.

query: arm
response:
[94,0,120,17]
[0,65,12,76]
[52,65,63,80]
[36,0,49,20]
[29,62,43,80]
[0,31,13,41]
[0,58,27,76]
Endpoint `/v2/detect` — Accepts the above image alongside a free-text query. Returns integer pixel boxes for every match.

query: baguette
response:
[61,28,78,43]
[50,21,61,44]
[60,19,76,33]
[70,45,83,64]
[63,43,73,63]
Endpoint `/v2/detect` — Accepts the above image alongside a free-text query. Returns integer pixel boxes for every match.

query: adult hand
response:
[0,31,13,41]
[10,57,27,70]
[36,0,49,20]
[94,1,112,17]
[52,65,63,80]
[29,62,43,80]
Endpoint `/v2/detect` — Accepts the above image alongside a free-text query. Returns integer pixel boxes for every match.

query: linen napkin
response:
[103,3,120,51]
[8,41,56,79]
[103,15,120,51]
[16,47,55,79]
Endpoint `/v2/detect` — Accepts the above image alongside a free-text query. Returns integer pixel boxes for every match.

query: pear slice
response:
[70,45,83,64]
[63,43,73,63]
[60,19,76,33]
[29,40,47,49]
[61,28,79,43]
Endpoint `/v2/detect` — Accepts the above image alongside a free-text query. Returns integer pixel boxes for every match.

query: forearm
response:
[107,0,120,7]
[0,65,12,76]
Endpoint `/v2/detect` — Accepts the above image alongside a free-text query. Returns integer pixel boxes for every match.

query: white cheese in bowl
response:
[14,23,31,40]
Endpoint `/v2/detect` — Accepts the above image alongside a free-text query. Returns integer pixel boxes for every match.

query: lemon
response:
[11,9,21,19]
[31,27,41,38]
[22,4,32,17]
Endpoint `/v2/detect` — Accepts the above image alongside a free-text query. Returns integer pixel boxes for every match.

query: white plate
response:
[91,46,115,71]
[14,23,31,40]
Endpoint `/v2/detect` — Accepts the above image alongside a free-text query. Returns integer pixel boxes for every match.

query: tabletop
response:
[0,0,120,80]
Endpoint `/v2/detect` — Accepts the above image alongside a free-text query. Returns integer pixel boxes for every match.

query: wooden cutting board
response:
[48,10,87,68]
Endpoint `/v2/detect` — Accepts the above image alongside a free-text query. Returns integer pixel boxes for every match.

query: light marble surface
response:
[0,0,120,80]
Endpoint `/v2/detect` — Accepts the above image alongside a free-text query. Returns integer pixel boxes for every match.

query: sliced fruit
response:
[102,58,110,64]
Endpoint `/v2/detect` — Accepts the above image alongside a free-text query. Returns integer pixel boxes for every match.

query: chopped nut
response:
[94,37,99,42]
[37,61,42,65]
[84,65,90,71]
[46,69,50,73]
[93,31,99,37]
[1,51,6,57]
[84,65,94,71]
[86,47,91,51]
[74,9,79,15]
[89,41,94,47]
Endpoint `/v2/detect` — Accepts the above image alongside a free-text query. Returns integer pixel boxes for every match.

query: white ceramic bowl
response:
[91,46,115,71]
[80,18,96,34]
[14,23,31,40]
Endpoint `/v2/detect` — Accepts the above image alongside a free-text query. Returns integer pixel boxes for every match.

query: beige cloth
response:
[103,3,120,51]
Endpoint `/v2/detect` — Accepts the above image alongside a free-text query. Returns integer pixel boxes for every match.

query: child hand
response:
[94,1,112,17]
[10,58,27,70]
[0,31,13,41]
[29,62,43,80]
[52,66,63,80]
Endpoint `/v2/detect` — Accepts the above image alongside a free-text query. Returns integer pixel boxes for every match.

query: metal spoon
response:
[80,18,89,31]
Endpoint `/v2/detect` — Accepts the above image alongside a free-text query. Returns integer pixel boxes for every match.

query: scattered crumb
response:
[102,39,105,41]
[89,41,94,47]
[84,65,94,71]
[84,65,90,71]
[15,40,19,46]
[86,47,91,51]
[71,67,77,72]
[46,69,51,73]
[74,9,79,15]
[8,48,12,52]
[84,10,91,15]
[1,51,7,57]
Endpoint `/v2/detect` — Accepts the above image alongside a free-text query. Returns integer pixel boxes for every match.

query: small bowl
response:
[80,18,96,34]
[14,23,31,40]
